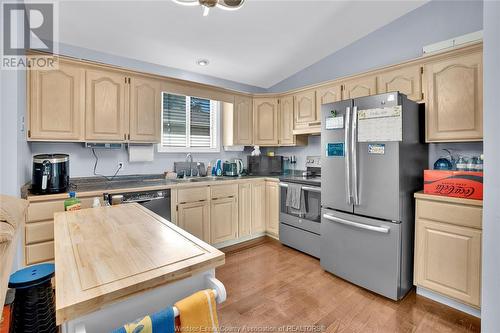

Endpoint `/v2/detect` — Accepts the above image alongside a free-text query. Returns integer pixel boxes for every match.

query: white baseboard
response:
[416,287,481,318]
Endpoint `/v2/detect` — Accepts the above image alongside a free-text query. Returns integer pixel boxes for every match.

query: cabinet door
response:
[279,95,295,145]
[294,90,317,127]
[265,181,279,237]
[238,183,252,238]
[342,76,377,99]
[129,76,161,142]
[316,84,342,120]
[29,61,85,140]
[253,98,278,145]
[377,66,422,101]
[234,95,253,145]
[251,182,266,233]
[85,69,127,141]
[425,52,483,142]
[415,218,481,307]
[211,196,238,244]
[177,201,210,243]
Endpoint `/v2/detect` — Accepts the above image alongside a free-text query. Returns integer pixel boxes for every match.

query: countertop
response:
[414,191,483,206]
[54,203,225,325]
[23,175,280,202]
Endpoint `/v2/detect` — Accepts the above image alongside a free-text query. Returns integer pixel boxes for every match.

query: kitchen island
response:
[54,203,225,333]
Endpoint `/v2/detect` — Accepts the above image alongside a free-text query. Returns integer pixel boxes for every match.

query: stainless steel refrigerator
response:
[320,92,427,300]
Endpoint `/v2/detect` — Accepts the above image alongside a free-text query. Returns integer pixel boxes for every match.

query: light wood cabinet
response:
[414,193,482,308]
[265,181,279,237]
[129,76,161,142]
[177,201,210,243]
[253,98,279,146]
[424,52,483,142]
[342,76,377,99]
[238,183,252,238]
[251,181,266,233]
[377,66,422,101]
[28,61,85,141]
[294,90,319,134]
[316,84,342,119]
[211,196,238,244]
[279,95,295,145]
[234,95,253,145]
[85,69,127,141]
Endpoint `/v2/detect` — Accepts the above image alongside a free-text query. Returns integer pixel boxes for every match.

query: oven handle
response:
[322,213,390,234]
[123,196,168,204]
[278,183,321,193]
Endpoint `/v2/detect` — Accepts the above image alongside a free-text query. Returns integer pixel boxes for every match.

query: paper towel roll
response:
[128,144,154,162]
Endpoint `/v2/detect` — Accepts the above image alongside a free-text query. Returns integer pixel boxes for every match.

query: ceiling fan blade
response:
[171,0,200,7]
[216,0,244,11]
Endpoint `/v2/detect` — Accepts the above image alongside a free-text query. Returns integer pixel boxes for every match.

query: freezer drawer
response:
[320,209,404,300]
[279,223,320,258]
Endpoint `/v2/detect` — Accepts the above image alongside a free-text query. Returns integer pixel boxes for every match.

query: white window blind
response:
[160,92,219,151]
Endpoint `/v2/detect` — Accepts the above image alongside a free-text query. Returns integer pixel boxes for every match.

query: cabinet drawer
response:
[27,197,95,222]
[177,186,209,203]
[25,241,54,265]
[26,220,54,244]
[417,199,482,229]
[211,184,238,199]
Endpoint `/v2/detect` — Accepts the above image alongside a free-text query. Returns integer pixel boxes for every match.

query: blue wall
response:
[268,0,484,92]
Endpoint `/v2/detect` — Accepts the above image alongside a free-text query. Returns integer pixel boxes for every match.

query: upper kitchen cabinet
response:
[424,52,483,142]
[342,76,377,99]
[377,65,423,102]
[129,75,161,142]
[279,95,301,146]
[28,60,85,141]
[316,84,342,117]
[234,95,253,145]
[85,69,127,141]
[293,90,319,134]
[253,98,279,146]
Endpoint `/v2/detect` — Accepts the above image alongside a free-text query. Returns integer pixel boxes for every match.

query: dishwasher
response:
[111,189,171,221]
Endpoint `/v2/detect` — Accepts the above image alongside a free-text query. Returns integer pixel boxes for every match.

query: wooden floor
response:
[216,238,480,333]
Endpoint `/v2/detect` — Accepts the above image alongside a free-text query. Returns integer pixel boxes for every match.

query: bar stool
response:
[8,263,56,333]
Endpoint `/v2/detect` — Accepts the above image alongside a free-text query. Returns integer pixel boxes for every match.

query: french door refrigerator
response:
[320,92,427,300]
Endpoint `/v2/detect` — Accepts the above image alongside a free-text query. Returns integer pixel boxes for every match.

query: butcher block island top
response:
[53,203,225,325]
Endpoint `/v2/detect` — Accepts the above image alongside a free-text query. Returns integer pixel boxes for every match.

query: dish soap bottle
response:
[64,192,81,211]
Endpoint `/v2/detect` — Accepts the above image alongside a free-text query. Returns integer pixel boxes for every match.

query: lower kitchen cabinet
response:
[251,181,266,233]
[177,201,210,243]
[265,181,279,237]
[211,196,238,244]
[238,183,252,237]
[414,193,482,308]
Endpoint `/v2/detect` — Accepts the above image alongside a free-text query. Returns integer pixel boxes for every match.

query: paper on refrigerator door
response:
[357,105,402,142]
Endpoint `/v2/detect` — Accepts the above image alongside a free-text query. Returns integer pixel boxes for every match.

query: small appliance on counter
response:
[223,159,244,177]
[247,155,283,176]
[31,154,69,194]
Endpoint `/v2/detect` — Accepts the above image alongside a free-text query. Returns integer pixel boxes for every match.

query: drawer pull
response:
[323,214,390,234]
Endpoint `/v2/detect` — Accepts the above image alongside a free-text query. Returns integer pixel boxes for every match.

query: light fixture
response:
[171,0,244,16]
[197,59,209,66]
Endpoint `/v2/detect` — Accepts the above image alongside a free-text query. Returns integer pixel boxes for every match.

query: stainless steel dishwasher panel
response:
[320,208,402,300]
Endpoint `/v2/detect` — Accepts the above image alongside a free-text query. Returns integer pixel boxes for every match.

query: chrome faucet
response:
[186,153,193,177]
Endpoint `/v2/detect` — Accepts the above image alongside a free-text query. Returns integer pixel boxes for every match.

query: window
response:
[159,92,220,152]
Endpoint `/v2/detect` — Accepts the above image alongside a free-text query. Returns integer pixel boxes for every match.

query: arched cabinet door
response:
[253,98,278,145]
[342,76,377,99]
[85,69,127,141]
[424,52,483,142]
[377,65,422,102]
[129,76,161,143]
[29,60,85,141]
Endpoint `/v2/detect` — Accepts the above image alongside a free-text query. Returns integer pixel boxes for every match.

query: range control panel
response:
[305,156,321,168]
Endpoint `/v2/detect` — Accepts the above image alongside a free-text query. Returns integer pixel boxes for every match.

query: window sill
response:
[157,145,221,153]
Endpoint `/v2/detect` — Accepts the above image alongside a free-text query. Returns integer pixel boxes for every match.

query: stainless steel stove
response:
[278,156,321,258]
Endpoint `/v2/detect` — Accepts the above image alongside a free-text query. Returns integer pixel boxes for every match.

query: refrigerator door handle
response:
[345,106,352,205]
[323,213,390,234]
[351,106,360,205]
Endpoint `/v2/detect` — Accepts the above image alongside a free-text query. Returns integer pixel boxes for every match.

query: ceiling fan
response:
[171,0,245,16]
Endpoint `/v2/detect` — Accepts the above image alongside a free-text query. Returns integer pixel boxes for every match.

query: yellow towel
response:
[175,289,219,333]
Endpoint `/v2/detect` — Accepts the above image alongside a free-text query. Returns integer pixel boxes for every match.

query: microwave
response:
[247,156,283,176]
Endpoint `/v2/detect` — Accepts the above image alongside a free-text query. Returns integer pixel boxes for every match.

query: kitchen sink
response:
[179,176,228,182]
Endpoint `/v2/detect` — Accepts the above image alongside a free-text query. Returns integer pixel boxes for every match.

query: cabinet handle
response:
[308,121,321,126]
[124,134,127,140]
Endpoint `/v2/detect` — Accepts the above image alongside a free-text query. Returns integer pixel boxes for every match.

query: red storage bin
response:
[423,170,483,200]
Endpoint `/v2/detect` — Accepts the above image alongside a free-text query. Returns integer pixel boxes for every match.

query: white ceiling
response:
[58,0,428,89]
